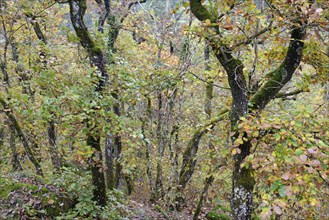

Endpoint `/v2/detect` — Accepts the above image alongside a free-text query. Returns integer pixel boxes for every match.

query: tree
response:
[68,0,108,206]
[188,0,319,218]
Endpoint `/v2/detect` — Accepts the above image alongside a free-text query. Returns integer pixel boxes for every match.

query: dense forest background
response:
[0,0,328,219]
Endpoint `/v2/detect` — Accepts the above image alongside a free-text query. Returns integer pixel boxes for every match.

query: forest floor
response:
[0,175,204,220]
[127,200,194,220]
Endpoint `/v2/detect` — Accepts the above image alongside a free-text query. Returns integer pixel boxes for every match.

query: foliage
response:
[0,0,328,219]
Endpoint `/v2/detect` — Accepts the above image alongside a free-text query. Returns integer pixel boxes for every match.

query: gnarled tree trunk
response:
[189,0,306,219]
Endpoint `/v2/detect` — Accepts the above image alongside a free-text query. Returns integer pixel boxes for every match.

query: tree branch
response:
[251,26,306,110]
[127,0,147,11]
[275,88,308,99]
[233,20,273,48]
[187,71,231,90]
[190,0,216,22]
[178,108,229,190]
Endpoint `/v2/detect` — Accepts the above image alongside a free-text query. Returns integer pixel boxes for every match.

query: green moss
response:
[0,177,38,198]
[190,0,216,21]
[206,211,231,220]
[236,167,255,191]
[41,187,49,193]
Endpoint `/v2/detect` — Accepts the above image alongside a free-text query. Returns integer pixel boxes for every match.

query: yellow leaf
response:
[232,148,241,155]
[310,198,318,206]
[252,130,259,137]
[235,138,244,145]
[205,19,211,26]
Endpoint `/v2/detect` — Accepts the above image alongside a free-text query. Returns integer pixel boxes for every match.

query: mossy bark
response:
[10,125,23,171]
[87,134,107,206]
[193,175,214,220]
[47,120,62,171]
[69,0,108,206]
[250,27,305,110]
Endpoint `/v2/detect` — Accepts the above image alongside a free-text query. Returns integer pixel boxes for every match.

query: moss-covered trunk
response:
[47,120,61,171]
[87,134,107,206]
[69,0,108,206]
[189,1,306,218]
[231,140,255,219]
[10,125,23,171]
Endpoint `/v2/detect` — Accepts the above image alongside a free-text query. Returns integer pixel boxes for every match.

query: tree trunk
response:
[141,96,156,201]
[69,0,108,206]
[105,133,115,189]
[0,97,43,176]
[9,125,23,171]
[47,120,62,171]
[87,134,107,206]
[177,109,228,209]
[112,93,123,188]
[231,140,255,219]
[193,176,214,220]
[155,92,165,199]
[0,126,4,148]
[29,14,62,172]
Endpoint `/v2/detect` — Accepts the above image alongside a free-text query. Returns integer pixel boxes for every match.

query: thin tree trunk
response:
[0,126,4,147]
[141,95,156,201]
[0,97,43,176]
[193,42,215,219]
[47,120,61,171]
[0,19,38,174]
[193,176,214,220]
[155,92,165,199]
[9,125,23,171]
[176,109,228,210]
[29,15,62,171]
[105,133,115,189]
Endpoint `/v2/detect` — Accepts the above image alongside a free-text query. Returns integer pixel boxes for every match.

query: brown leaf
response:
[282,172,290,180]
[48,199,55,205]
[300,155,307,163]
[273,205,282,215]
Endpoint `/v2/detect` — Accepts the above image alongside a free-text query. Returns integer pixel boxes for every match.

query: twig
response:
[187,71,231,90]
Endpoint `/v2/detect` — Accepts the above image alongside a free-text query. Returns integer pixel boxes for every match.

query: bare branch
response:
[275,89,308,99]
[233,21,273,48]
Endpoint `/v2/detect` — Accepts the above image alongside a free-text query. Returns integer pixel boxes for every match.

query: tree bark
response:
[69,0,108,206]
[9,125,23,171]
[47,120,62,171]
[87,134,107,206]
[105,133,115,189]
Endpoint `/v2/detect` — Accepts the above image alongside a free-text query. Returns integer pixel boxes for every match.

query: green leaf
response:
[278,186,286,197]
[295,149,304,156]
